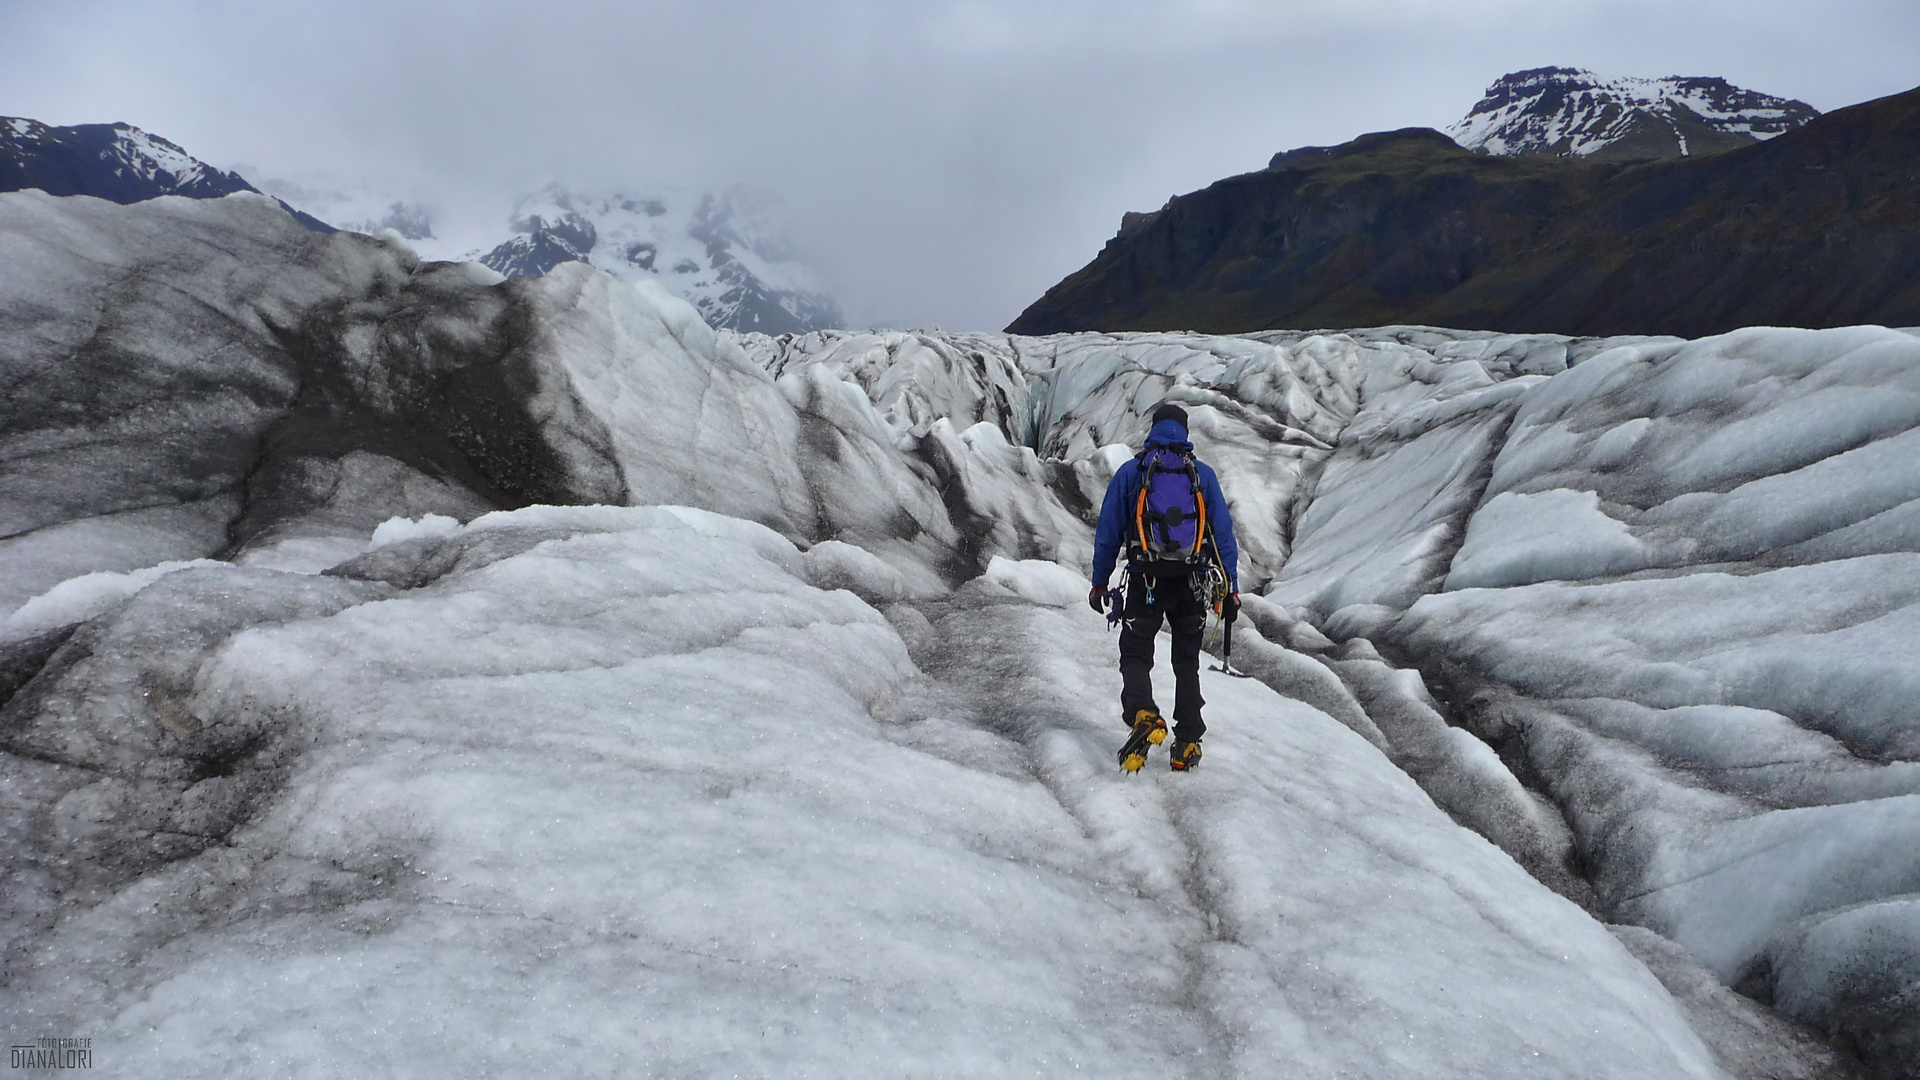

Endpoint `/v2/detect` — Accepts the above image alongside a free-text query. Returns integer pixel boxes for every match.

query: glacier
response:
[3,190,1914,1078]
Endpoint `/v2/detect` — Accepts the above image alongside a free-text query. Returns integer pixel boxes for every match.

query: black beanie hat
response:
[1151,403,1189,428]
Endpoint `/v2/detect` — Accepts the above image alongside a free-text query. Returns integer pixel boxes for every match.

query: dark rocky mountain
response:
[1008,84,1920,338]
[1449,68,1819,161]
[1,116,249,201]
[0,116,332,231]
[480,210,598,278]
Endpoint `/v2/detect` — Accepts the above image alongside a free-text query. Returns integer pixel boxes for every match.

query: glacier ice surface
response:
[3,508,1725,1078]
[7,188,1917,1075]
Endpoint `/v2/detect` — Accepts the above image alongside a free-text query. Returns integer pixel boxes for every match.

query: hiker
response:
[1089,403,1240,772]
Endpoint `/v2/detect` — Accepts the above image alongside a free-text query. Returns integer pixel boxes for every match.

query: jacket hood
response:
[1143,418,1192,451]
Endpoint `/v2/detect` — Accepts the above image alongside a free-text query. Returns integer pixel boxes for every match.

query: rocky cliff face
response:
[1007,84,1920,338]
[1448,68,1819,161]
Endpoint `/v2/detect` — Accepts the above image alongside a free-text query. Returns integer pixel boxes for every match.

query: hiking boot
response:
[1118,709,1168,773]
[1169,740,1202,772]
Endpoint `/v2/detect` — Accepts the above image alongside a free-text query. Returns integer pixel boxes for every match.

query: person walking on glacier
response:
[1089,403,1240,773]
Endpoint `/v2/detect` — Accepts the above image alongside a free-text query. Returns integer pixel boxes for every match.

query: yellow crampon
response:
[1119,730,1167,773]
[1118,709,1168,773]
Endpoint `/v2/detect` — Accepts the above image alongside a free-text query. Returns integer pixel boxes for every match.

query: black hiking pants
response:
[1118,566,1207,743]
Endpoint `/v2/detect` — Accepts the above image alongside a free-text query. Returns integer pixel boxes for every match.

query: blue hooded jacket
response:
[1092,418,1238,590]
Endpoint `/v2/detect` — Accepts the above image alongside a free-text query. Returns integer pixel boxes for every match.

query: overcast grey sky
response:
[3,0,1916,329]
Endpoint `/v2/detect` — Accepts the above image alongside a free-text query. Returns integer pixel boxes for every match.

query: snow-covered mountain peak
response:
[242,173,842,333]
[481,182,842,335]
[1447,67,1819,160]
[1,115,256,200]
[111,127,215,186]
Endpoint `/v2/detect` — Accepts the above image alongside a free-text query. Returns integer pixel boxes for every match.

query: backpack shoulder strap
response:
[1132,452,1160,553]
[1184,453,1208,553]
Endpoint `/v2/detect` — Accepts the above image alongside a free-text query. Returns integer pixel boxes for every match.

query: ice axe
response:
[1210,596,1253,679]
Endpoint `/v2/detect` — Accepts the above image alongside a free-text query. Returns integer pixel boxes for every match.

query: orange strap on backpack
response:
[1132,462,1207,556]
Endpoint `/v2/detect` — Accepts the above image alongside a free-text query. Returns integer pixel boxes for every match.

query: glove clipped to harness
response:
[1223,591,1241,624]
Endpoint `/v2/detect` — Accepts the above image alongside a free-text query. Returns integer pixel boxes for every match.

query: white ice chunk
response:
[1271,416,1504,616]
[804,538,908,604]
[1403,554,1920,756]
[1,559,234,642]
[976,555,1088,607]
[1765,896,1920,1040]
[1619,796,1920,981]
[368,513,463,550]
[231,536,371,575]
[0,497,239,620]
[1446,489,1657,589]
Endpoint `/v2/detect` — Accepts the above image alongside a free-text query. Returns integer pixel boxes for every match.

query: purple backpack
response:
[1133,448,1206,560]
